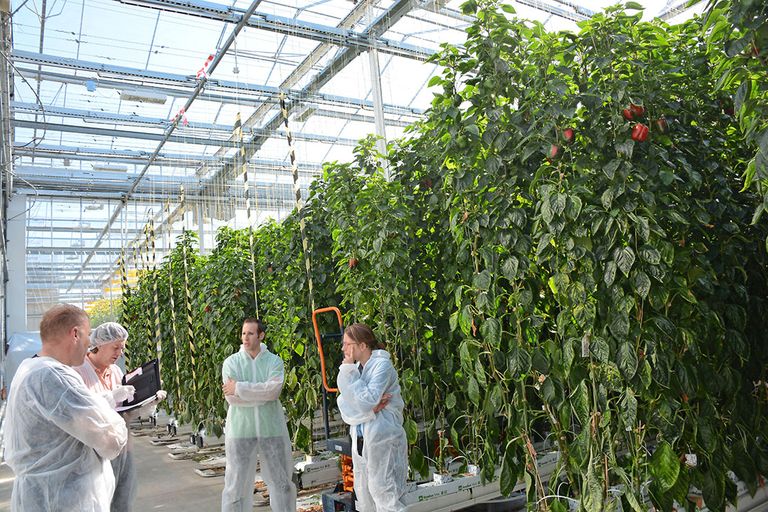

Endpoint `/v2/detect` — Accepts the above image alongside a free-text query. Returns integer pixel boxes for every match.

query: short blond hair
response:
[39,304,88,343]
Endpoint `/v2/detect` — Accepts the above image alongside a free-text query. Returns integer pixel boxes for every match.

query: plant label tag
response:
[581,333,590,357]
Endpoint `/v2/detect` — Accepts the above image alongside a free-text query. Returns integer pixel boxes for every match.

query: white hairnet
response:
[91,322,129,349]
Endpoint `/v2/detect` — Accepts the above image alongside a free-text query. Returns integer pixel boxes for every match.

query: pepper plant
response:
[120,2,768,510]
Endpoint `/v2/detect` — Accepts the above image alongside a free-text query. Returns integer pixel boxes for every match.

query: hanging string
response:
[279,93,315,314]
[180,185,198,397]
[234,113,260,318]
[118,248,130,360]
[165,200,183,413]
[150,217,162,360]
[140,223,153,360]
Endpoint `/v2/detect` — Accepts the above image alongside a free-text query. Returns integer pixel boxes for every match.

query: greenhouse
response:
[1,0,767,510]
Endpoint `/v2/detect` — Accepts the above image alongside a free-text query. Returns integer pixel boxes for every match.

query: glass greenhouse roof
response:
[2,0,703,316]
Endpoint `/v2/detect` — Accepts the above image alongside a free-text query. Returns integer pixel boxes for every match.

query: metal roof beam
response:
[14,100,409,132]
[117,0,436,61]
[201,0,418,195]
[13,185,304,207]
[28,282,107,289]
[513,0,589,22]
[12,105,360,147]
[26,225,152,234]
[27,247,123,254]
[12,52,425,117]
[13,164,318,190]
[13,144,324,173]
[14,143,222,167]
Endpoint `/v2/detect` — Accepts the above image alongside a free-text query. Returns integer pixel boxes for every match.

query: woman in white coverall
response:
[74,322,167,512]
[221,317,297,512]
[337,323,408,512]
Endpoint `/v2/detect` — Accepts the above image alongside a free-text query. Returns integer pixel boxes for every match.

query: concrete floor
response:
[0,422,318,511]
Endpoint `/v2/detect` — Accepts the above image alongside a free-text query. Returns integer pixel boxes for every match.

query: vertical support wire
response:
[150,217,162,361]
[165,200,182,414]
[279,93,315,313]
[180,185,198,398]
[143,223,154,361]
[234,113,260,318]
[118,249,130,360]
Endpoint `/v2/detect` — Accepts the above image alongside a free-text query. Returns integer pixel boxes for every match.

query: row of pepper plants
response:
[120,2,768,510]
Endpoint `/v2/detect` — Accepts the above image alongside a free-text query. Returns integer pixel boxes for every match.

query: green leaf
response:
[459,305,473,336]
[552,193,567,216]
[603,159,621,179]
[500,442,522,496]
[509,347,531,377]
[449,310,459,332]
[405,418,418,444]
[620,388,637,431]
[563,339,575,378]
[584,466,603,512]
[445,393,457,410]
[633,271,651,298]
[502,257,519,281]
[567,195,583,220]
[468,376,481,405]
[702,468,725,512]
[609,312,630,339]
[604,261,617,286]
[649,441,679,493]
[617,342,638,379]
[541,376,556,404]
[639,245,661,264]
[409,445,429,477]
[480,317,502,347]
[473,270,492,291]
[475,357,487,388]
[381,252,395,268]
[601,188,614,210]
[616,247,636,277]
[427,75,443,88]
[591,336,610,362]
[571,380,590,426]
[460,340,472,371]
[537,233,553,256]
[625,1,644,9]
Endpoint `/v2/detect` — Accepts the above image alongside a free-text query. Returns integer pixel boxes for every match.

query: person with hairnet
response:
[221,317,297,512]
[5,304,128,512]
[337,323,408,512]
[74,321,167,512]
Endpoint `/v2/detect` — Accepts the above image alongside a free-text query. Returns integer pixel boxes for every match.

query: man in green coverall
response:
[221,317,297,512]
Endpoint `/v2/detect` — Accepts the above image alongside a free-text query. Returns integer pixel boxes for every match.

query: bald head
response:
[39,304,91,366]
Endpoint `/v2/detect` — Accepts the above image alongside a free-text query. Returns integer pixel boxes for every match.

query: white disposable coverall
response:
[337,349,408,512]
[5,356,128,512]
[221,345,297,512]
[75,358,156,512]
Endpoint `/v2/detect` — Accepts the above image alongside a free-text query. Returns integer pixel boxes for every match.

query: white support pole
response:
[7,194,27,333]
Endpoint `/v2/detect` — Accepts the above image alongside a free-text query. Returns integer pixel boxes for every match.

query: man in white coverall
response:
[4,304,128,512]
[337,323,408,512]
[221,317,297,512]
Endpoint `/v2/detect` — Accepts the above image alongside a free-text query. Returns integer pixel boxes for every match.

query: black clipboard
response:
[119,358,160,410]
